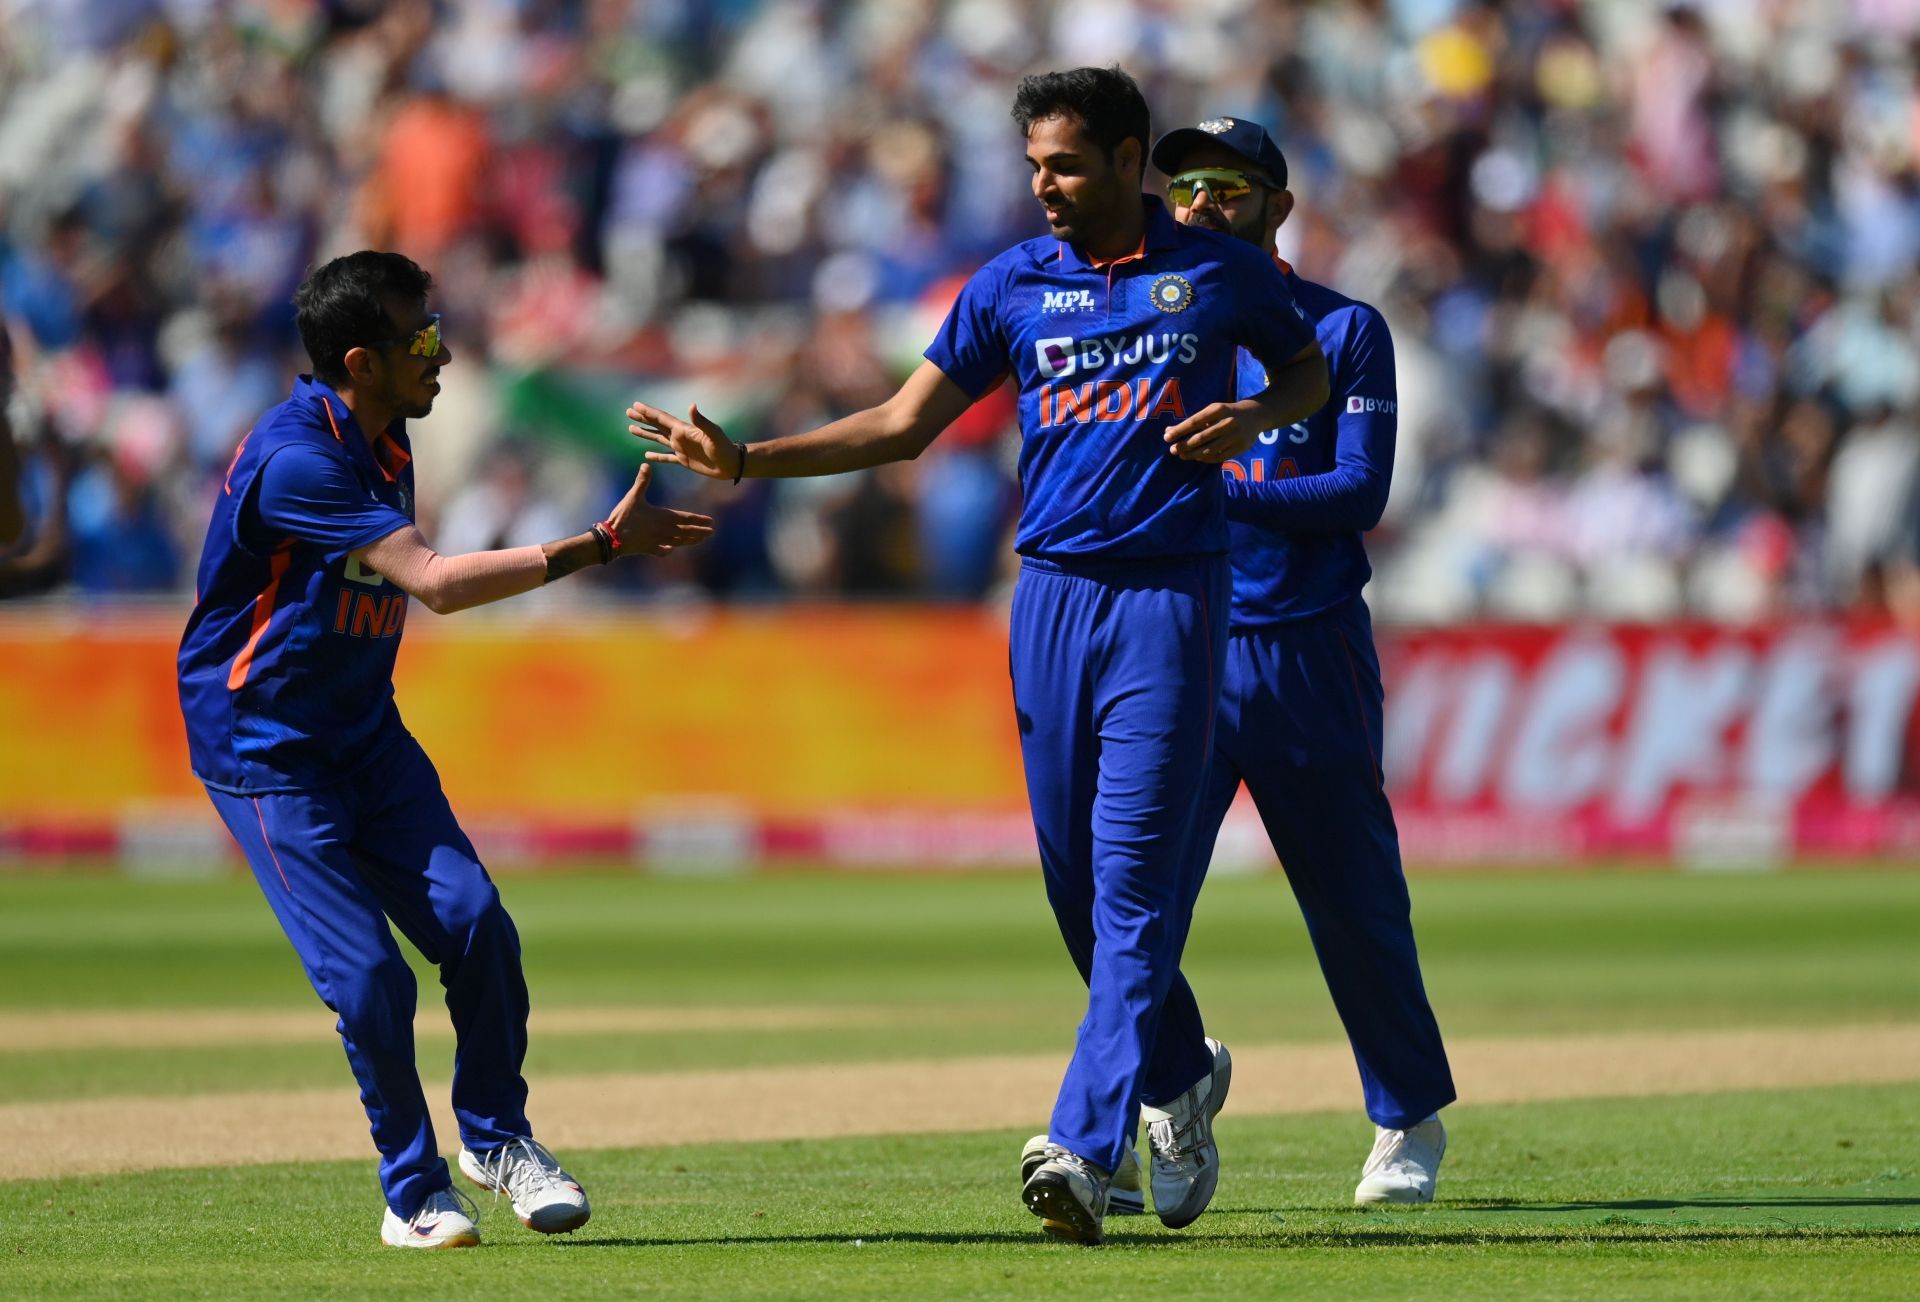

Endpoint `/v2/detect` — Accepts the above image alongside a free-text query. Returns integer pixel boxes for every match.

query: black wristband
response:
[589,523,615,564]
[732,439,748,485]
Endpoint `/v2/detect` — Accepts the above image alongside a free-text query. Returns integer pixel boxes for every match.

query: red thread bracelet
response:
[597,520,622,553]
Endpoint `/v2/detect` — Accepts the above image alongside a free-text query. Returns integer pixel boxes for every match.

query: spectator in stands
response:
[0,0,1916,619]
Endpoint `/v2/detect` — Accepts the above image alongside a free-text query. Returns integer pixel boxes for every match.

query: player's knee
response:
[444,884,514,947]
[333,954,417,1030]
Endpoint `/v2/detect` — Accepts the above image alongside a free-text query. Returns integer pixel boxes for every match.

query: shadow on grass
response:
[548,1224,1920,1250]
[1454,1197,1920,1212]
[554,1232,1094,1248]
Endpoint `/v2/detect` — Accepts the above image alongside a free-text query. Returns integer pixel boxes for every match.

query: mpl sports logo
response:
[1041,289,1095,313]
[1347,395,1396,414]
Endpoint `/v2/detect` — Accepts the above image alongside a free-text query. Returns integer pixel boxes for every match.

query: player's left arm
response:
[1167,258,1329,462]
[1223,307,1396,534]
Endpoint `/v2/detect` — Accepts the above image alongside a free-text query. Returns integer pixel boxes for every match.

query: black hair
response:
[292,251,433,386]
[1011,65,1151,162]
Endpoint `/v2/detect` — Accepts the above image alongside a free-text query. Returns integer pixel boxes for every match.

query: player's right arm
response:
[627,361,976,482]
[252,446,712,616]
[630,260,1003,482]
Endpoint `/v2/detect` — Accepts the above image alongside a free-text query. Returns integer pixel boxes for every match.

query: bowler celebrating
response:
[178,252,713,1249]
[629,67,1327,1244]
[1155,116,1457,1204]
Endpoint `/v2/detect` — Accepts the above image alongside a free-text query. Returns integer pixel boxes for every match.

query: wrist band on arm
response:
[732,439,748,485]
[590,522,617,564]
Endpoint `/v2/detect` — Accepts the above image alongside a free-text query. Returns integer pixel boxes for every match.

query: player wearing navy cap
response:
[629,67,1328,1244]
[1152,116,1457,1208]
[178,251,713,1249]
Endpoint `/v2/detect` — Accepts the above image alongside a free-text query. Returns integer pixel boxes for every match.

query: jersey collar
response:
[1053,194,1182,272]
[294,375,412,484]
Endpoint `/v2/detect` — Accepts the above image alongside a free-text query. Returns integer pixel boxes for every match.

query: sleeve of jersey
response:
[250,444,413,557]
[1235,253,1319,369]
[921,264,1011,399]
[1224,308,1397,534]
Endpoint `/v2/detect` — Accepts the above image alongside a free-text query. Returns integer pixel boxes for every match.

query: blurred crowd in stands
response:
[3,0,1920,620]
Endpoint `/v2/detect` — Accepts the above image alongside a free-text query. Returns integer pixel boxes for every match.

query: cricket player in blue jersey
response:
[1151,116,1457,1206]
[628,67,1328,1244]
[177,251,713,1249]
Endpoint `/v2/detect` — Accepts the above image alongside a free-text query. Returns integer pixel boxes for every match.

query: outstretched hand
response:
[628,400,742,481]
[604,463,715,556]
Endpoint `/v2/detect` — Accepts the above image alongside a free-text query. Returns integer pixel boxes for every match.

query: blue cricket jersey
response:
[1224,262,1396,626]
[924,196,1317,561]
[178,376,418,793]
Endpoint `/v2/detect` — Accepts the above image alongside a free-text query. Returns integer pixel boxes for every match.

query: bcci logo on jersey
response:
[1041,289,1095,312]
[1149,274,1194,314]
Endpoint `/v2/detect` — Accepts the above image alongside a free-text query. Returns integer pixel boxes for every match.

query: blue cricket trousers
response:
[1010,554,1230,1176]
[205,732,532,1216]
[1181,596,1455,1129]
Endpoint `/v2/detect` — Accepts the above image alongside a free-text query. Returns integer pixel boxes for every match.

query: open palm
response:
[627,400,740,481]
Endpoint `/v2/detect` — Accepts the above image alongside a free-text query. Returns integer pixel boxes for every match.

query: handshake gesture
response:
[628,401,744,482]
[601,463,715,556]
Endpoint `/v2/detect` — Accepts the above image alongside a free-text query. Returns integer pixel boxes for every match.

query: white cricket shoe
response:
[1354,1115,1446,1206]
[1139,1036,1232,1228]
[1020,1133,1145,1215]
[1021,1146,1110,1245]
[379,1186,481,1250]
[459,1137,591,1233]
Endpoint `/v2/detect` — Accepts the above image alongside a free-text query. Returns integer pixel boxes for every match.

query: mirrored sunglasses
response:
[1167,168,1263,207]
[374,313,443,359]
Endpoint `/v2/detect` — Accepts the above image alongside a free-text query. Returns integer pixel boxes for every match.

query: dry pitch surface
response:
[6,1014,1918,1180]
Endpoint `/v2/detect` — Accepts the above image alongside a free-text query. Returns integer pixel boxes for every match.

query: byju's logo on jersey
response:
[1034,332,1200,379]
[1036,337,1078,378]
[1346,395,1396,414]
[1041,289,1095,313]
[1149,273,1195,314]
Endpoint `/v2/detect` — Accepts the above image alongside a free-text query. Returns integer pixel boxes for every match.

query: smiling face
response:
[351,293,452,421]
[1025,112,1141,250]
[1167,140,1292,250]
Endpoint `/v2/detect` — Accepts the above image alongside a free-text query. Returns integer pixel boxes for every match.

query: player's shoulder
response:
[1291,273,1389,341]
[995,237,1063,277]
[248,388,344,460]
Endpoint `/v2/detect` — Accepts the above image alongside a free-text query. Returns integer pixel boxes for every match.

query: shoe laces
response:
[1041,1146,1108,1187]
[1145,1081,1213,1165]
[412,1185,478,1229]
[1362,1126,1408,1177]
[478,1137,574,1203]
[1363,1120,1439,1178]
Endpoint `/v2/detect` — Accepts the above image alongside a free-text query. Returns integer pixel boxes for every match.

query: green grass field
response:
[3,868,1917,1298]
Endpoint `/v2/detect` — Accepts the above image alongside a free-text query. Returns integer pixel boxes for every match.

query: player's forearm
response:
[1244,351,1330,430]
[1223,464,1389,533]
[395,543,548,614]
[357,527,607,615]
[744,405,937,479]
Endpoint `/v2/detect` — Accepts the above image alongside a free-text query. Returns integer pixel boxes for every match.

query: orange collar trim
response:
[317,396,408,483]
[1090,235,1149,271]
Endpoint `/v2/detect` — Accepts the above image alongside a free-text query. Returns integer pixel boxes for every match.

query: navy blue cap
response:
[1151,116,1287,189]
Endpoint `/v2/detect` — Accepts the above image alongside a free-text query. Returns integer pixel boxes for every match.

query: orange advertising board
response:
[0,607,1030,824]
